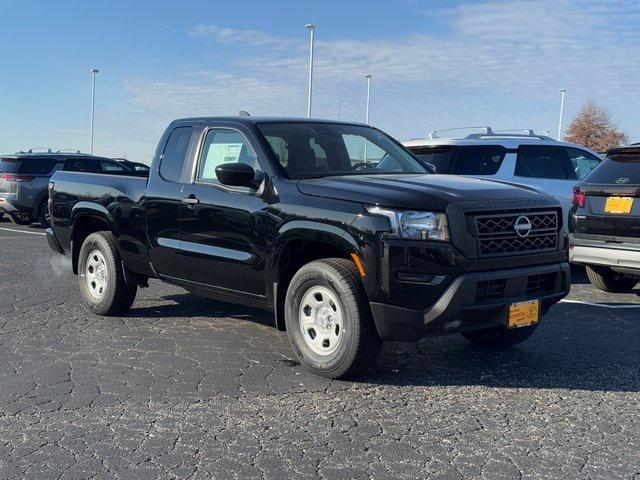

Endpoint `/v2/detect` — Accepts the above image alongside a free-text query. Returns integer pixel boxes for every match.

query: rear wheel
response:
[462,324,538,348]
[36,199,50,227]
[585,265,637,293]
[285,258,382,379]
[78,231,137,315]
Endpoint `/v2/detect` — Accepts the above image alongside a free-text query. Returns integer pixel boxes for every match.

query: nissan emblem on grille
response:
[474,211,558,257]
[514,215,532,238]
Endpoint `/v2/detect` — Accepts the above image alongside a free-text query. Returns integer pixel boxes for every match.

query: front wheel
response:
[285,258,382,379]
[78,231,137,316]
[585,265,637,293]
[462,324,538,348]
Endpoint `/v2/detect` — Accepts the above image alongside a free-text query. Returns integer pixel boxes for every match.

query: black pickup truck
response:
[47,117,570,378]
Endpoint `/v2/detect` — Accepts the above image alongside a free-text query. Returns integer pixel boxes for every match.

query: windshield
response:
[257,123,428,179]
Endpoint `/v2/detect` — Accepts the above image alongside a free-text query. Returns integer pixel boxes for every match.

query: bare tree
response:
[564,101,628,152]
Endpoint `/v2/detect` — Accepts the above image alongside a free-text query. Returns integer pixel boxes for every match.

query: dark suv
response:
[570,145,640,292]
[0,150,143,226]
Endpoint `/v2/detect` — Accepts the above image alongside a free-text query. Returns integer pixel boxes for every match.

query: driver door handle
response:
[181,195,199,206]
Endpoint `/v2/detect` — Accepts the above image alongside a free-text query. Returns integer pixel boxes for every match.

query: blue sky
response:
[1,0,639,161]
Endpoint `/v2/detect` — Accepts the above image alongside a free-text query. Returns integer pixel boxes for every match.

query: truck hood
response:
[297,174,557,210]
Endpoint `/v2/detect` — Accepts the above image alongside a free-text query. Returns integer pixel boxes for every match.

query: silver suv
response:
[0,150,136,226]
[403,128,603,219]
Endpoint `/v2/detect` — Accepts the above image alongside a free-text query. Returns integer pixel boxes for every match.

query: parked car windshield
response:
[257,123,428,179]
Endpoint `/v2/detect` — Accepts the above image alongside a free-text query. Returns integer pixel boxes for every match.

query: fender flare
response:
[270,220,362,330]
[70,202,118,274]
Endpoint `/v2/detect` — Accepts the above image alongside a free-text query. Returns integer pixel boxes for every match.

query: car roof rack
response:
[56,148,82,154]
[426,127,555,141]
[18,148,53,154]
[426,127,493,139]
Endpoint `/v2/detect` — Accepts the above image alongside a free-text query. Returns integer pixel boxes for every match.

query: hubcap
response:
[85,250,108,300]
[298,286,344,356]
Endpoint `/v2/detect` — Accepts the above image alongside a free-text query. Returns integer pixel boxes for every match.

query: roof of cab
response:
[171,116,368,127]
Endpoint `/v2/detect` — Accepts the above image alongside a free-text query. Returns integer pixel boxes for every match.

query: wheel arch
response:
[70,203,118,274]
[271,221,363,331]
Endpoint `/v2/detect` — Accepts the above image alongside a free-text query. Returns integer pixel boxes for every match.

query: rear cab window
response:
[159,126,193,182]
[515,145,570,179]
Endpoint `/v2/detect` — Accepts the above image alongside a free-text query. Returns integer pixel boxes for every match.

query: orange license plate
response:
[508,300,540,329]
[605,196,633,214]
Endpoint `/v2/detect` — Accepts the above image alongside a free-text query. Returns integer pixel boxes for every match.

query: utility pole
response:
[90,68,99,154]
[557,88,566,141]
[364,74,373,124]
[305,24,316,118]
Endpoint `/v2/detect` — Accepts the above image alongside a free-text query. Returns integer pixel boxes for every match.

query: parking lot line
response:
[560,299,640,309]
[0,227,46,236]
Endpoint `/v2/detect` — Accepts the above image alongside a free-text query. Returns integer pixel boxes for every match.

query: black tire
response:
[284,258,382,379]
[585,265,637,293]
[9,214,32,225]
[462,324,538,348]
[78,231,137,316]
[36,199,50,227]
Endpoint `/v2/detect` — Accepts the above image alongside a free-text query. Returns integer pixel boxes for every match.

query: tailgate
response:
[574,185,640,239]
[0,158,20,194]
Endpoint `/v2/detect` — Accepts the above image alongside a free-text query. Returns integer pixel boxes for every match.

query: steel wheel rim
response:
[299,286,344,356]
[85,249,108,300]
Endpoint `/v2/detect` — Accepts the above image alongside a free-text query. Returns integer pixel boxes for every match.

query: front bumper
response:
[570,244,640,271]
[370,262,571,341]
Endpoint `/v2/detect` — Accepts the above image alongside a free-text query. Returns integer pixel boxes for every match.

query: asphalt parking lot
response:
[0,219,638,479]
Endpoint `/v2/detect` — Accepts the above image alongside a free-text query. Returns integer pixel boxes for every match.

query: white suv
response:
[403,128,603,218]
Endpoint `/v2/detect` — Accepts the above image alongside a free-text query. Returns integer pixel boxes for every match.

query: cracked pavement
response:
[0,221,639,479]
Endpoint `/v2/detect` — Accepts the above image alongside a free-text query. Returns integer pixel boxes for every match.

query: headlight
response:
[366,206,450,241]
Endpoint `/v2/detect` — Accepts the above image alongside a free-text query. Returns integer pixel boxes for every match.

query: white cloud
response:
[188,24,297,49]
[119,0,640,158]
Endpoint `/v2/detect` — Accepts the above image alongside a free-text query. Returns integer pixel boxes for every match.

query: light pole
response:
[557,88,566,141]
[305,24,316,118]
[337,99,343,120]
[90,68,99,154]
[364,74,373,124]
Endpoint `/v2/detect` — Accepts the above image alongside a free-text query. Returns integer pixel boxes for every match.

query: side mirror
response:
[215,162,258,188]
[425,162,437,173]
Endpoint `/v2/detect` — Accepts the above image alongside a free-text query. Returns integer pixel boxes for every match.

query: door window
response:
[64,157,100,172]
[515,146,568,179]
[197,129,259,183]
[565,147,601,180]
[408,146,454,173]
[451,145,506,175]
[100,160,127,172]
[159,126,192,182]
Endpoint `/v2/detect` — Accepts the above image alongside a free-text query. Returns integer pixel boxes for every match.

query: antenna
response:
[238,110,251,117]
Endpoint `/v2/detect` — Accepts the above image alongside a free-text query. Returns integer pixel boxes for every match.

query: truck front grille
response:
[474,211,558,257]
